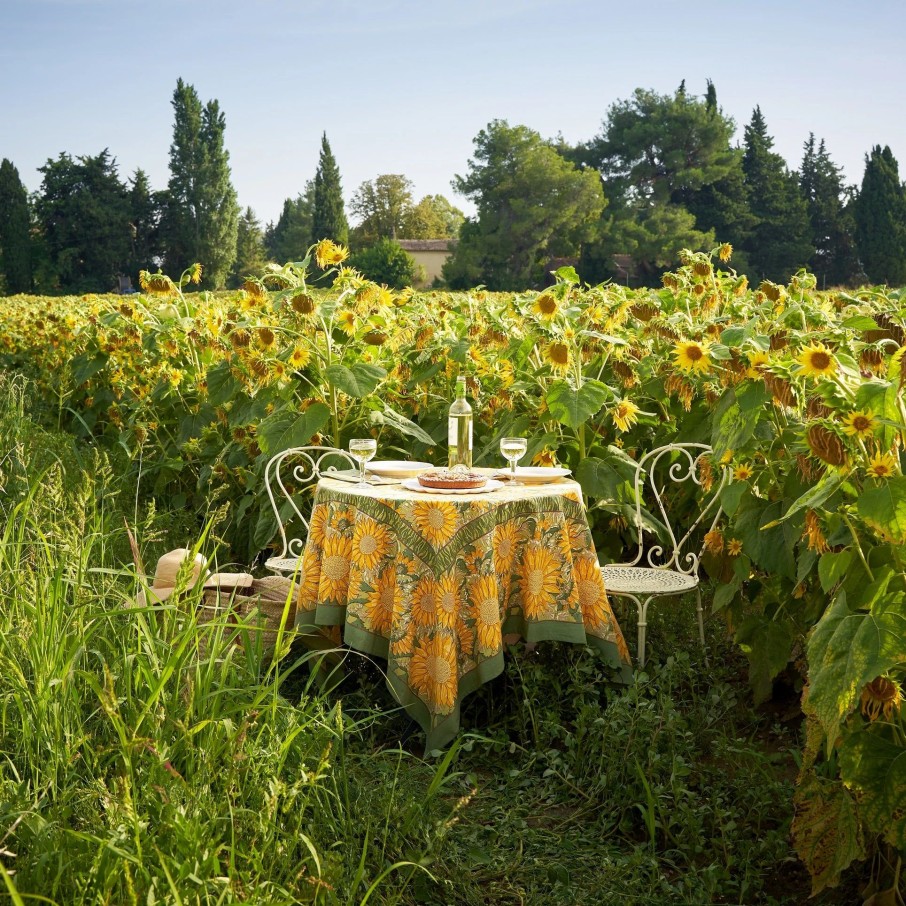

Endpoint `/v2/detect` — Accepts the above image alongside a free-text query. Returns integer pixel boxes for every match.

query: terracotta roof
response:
[397,239,455,252]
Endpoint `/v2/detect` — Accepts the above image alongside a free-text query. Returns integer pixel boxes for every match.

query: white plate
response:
[366,460,433,479]
[494,466,572,484]
[401,477,505,495]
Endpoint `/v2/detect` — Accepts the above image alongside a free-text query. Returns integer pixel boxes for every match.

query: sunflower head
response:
[256,327,276,349]
[674,340,711,375]
[612,399,640,432]
[726,538,743,556]
[291,292,316,315]
[718,243,733,262]
[314,239,349,269]
[796,343,837,379]
[532,292,560,320]
[139,271,177,297]
[806,423,847,467]
[732,463,754,481]
[242,279,267,302]
[841,409,876,439]
[860,675,902,721]
[867,451,898,480]
[545,341,571,372]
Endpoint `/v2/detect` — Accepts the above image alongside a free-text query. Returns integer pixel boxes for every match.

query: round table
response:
[295,474,632,750]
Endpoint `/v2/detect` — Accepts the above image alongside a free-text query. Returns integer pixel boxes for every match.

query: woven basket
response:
[197,574,297,659]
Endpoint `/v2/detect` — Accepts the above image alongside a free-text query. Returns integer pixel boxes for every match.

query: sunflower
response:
[574,555,609,630]
[337,311,357,337]
[532,292,560,321]
[796,343,837,379]
[364,568,396,636]
[674,340,711,375]
[518,544,561,619]
[469,574,502,654]
[493,521,521,576]
[704,529,724,554]
[612,399,640,432]
[408,632,459,713]
[410,576,440,628]
[841,409,876,439]
[314,239,349,269]
[733,463,754,481]
[351,517,391,571]
[289,345,311,369]
[297,547,322,609]
[746,350,770,378]
[544,341,571,373]
[139,270,177,297]
[291,292,316,315]
[532,447,557,467]
[455,614,475,657]
[726,538,744,556]
[718,243,733,262]
[318,532,352,602]
[413,501,458,547]
[867,451,898,479]
[434,573,459,629]
[308,504,329,545]
[860,676,902,721]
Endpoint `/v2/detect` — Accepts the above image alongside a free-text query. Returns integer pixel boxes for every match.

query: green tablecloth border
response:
[297,606,632,752]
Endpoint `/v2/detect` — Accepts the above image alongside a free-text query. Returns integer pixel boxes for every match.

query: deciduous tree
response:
[36,149,131,292]
[444,120,605,290]
[402,194,464,239]
[0,159,33,293]
[350,174,413,247]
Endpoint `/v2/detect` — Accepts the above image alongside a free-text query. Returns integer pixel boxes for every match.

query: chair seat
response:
[265,555,302,575]
[601,565,698,595]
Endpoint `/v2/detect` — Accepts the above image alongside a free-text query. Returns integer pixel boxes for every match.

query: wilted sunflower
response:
[544,340,571,373]
[314,239,349,269]
[139,270,177,297]
[256,327,276,350]
[612,399,640,432]
[532,293,560,320]
[291,292,317,315]
[841,409,876,439]
[718,243,733,262]
[867,451,898,479]
[806,423,847,467]
[796,343,837,379]
[242,279,267,302]
[860,675,902,721]
[803,509,829,553]
[186,262,204,285]
[673,340,711,375]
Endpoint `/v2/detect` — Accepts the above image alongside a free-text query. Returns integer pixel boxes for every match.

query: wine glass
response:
[500,437,527,484]
[349,438,377,487]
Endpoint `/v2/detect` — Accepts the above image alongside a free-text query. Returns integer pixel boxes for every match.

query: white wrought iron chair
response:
[263,446,357,574]
[600,443,729,668]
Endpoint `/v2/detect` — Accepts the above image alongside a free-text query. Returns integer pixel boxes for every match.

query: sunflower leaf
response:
[545,380,612,429]
[857,476,906,543]
[257,403,331,455]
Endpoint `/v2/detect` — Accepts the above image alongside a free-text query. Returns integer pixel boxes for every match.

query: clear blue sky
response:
[2,0,904,227]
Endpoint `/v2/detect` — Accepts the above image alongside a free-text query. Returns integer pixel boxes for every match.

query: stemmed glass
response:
[349,438,377,488]
[500,437,527,485]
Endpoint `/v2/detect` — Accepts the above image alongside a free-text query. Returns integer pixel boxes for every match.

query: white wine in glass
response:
[349,438,377,487]
[500,437,527,484]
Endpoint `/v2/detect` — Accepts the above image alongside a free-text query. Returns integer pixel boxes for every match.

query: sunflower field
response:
[1,241,905,894]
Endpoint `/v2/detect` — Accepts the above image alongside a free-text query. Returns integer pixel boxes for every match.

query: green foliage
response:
[854,145,906,285]
[740,106,814,282]
[127,167,163,279]
[36,149,132,292]
[266,184,315,263]
[0,158,33,293]
[229,206,268,287]
[348,238,416,289]
[403,193,464,240]
[350,173,414,246]
[162,78,239,289]
[311,132,349,247]
[800,134,861,287]
[445,120,605,290]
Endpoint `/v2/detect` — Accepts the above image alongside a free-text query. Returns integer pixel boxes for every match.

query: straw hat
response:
[135,548,209,607]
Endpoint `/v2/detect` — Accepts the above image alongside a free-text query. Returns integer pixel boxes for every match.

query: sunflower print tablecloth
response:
[295,476,632,750]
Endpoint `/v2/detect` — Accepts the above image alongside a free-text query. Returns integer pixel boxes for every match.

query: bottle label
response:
[447,416,472,448]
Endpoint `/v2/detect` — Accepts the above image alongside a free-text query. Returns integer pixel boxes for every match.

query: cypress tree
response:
[740,107,813,283]
[799,135,859,287]
[127,168,161,279]
[311,133,348,246]
[265,182,315,262]
[0,158,33,294]
[230,207,267,286]
[163,78,239,288]
[854,145,906,285]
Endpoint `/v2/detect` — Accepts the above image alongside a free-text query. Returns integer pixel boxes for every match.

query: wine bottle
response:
[447,376,473,468]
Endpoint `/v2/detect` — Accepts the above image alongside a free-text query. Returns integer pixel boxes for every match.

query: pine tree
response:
[740,107,813,282]
[311,133,348,246]
[230,207,267,286]
[162,78,239,288]
[0,159,33,293]
[799,135,859,287]
[265,182,315,262]
[127,168,162,279]
[854,145,906,285]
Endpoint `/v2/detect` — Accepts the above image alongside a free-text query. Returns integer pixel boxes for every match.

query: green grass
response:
[0,376,866,904]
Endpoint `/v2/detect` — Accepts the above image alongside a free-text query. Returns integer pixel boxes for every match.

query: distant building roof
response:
[397,239,456,252]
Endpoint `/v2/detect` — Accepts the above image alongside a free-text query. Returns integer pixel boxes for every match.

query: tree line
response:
[1,79,905,294]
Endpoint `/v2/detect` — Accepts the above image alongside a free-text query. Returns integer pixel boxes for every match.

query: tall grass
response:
[0,377,454,904]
